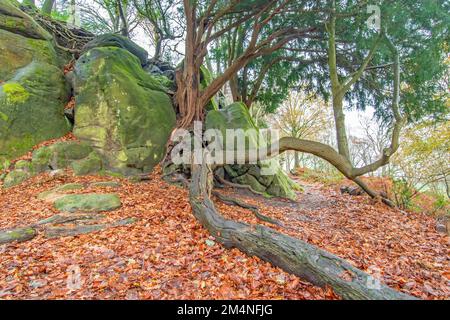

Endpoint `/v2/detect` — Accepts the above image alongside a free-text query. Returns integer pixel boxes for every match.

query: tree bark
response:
[41,0,55,15]
[44,218,136,238]
[189,157,416,300]
[117,0,129,38]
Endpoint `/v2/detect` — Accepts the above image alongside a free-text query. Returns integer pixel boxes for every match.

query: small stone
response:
[55,183,85,192]
[276,274,286,285]
[205,239,216,247]
[0,227,36,244]
[29,279,48,289]
[38,183,84,201]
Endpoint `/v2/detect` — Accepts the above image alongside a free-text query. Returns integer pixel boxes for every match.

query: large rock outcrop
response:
[0,0,70,168]
[205,102,300,199]
[73,42,176,176]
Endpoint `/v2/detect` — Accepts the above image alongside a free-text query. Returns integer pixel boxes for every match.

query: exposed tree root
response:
[212,191,283,227]
[44,218,136,239]
[189,157,416,300]
[215,175,267,197]
[0,214,136,244]
[28,8,94,55]
[33,213,105,227]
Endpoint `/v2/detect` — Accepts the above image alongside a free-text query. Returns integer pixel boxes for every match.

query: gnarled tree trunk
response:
[189,156,416,300]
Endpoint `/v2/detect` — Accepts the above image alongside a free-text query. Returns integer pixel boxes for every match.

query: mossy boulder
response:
[37,183,85,201]
[73,47,176,176]
[0,3,71,167]
[3,169,30,188]
[54,193,122,213]
[205,102,299,200]
[266,169,299,199]
[71,152,103,176]
[2,141,98,188]
[82,33,149,66]
[31,141,93,172]
[0,0,52,41]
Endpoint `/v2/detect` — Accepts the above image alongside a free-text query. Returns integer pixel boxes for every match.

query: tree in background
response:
[133,0,184,60]
[174,0,448,206]
[78,0,140,36]
[175,0,318,128]
[41,0,55,15]
[390,120,450,210]
[270,90,331,169]
[348,115,391,177]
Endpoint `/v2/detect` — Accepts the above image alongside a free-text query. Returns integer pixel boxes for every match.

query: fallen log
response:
[189,159,416,300]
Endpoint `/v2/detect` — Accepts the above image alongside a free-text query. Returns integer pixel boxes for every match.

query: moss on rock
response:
[205,103,299,200]
[54,193,122,213]
[0,19,70,166]
[2,82,29,103]
[71,152,103,176]
[0,226,36,244]
[3,169,30,188]
[31,142,93,172]
[73,47,176,176]
[82,33,149,66]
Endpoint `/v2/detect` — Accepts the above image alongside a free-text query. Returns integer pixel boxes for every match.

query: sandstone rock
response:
[73,47,176,176]
[54,193,122,213]
[0,226,36,244]
[0,1,70,166]
[205,102,299,199]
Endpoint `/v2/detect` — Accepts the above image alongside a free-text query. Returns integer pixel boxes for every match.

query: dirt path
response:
[216,177,449,300]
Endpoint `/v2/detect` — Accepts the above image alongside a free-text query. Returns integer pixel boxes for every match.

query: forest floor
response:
[0,166,448,299]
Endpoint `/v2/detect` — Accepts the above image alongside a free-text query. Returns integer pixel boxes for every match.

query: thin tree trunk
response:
[333,96,351,161]
[41,0,55,15]
[294,152,300,169]
[153,34,162,60]
[117,0,129,38]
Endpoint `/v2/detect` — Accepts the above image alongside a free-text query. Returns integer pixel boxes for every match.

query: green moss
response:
[0,227,36,245]
[73,47,176,175]
[2,83,30,104]
[99,170,125,178]
[70,152,103,176]
[152,75,173,89]
[3,169,30,188]
[54,193,122,212]
[14,160,32,171]
[0,135,35,166]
